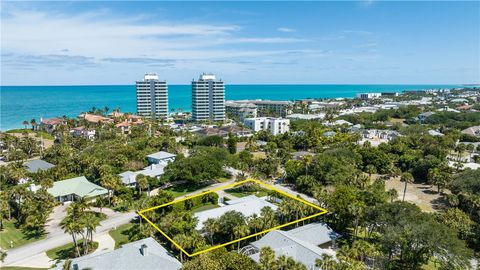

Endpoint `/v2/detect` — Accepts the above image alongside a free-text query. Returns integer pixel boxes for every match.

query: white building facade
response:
[244,117,290,135]
[136,73,168,118]
[192,73,225,122]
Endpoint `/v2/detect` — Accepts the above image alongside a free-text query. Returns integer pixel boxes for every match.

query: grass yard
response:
[5,129,54,140]
[224,189,269,198]
[109,223,135,249]
[0,267,49,270]
[46,240,98,260]
[164,183,208,198]
[192,204,220,213]
[0,221,45,250]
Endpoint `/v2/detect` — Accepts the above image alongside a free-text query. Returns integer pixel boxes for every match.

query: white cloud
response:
[277,27,296,33]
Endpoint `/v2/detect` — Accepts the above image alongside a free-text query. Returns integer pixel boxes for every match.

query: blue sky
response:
[1,1,479,85]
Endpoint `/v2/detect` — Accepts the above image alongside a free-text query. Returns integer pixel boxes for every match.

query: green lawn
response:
[0,267,48,270]
[0,221,45,250]
[109,223,135,249]
[5,129,54,140]
[224,189,269,198]
[192,204,220,213]
[164,183,208,198]
[46,240,98,260]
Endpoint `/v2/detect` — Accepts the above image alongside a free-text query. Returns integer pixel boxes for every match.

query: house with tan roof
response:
[40,117,66,133]
[461,126,480,137]
[81,113,114,124]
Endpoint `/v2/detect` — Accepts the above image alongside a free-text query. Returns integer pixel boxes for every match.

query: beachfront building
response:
[229,100,292,117]
[64,237,181,270]
[356,92,382,100]
[192,73,225,122]
[70,126,96,140]
[47,176,108,203]
[194,125,253,138]
[136,73,168,118]
[80,113,114,124]
[243,117,290,135]
[225,101,257,121]
[243,223,338,269]
[39,118,66,133]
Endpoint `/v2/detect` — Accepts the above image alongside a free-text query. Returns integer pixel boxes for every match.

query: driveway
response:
[1,210,136,267]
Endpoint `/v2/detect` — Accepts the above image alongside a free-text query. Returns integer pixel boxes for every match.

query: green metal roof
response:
[47,176,107,198]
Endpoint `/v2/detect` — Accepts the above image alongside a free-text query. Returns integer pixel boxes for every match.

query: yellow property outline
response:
[138,179,328,257]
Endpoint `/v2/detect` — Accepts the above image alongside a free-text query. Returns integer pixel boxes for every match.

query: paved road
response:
[1,210,136,267]
[2,173,316,267]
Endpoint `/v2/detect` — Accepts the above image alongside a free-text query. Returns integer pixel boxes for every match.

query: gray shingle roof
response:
[287,223,339,246]
[250,229,335,268]
[147,151,176,160]
[69,237,181,270]
[23,159,55,173]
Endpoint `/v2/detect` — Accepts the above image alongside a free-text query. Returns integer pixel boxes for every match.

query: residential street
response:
[1,173,319,268]
[1,210,136,267]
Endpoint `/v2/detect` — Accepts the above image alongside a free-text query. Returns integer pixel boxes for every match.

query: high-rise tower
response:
[192,73,225,121]
[136,73,168,118]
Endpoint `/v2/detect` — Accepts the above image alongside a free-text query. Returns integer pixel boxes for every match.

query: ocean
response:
[0,84,470,131]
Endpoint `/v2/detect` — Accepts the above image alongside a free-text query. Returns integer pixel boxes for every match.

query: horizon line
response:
[1,83,479,87]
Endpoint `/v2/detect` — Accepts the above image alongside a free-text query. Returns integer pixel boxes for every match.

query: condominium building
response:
[136,73,168,118]
[243,117,290,135]
[225,101,257,121]
[192,73,225,121]
[228,100,292,117]
[356,92,382,100]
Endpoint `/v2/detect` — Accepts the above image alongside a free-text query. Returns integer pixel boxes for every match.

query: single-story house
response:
[47,176,108,203]
[461,126,480,137]
[194,195,277,231]
[147,151,176,165]
[119,164,167,186]
[292,151,315,161]
[324,120,352,126]
[417,112,435,123]
[245,223,339,269]
[64,237,181,270]
[428,130,444,136]
[24,159,55,173]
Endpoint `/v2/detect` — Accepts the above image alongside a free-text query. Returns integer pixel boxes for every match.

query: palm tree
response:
[136,174,148,197]
[259,247,277,270]
[301,155,313,176]
[60,215,82,257]
[100,174,120,205]
[400,172,414,201]
[84,212,100,254]
[22,120,29,130]
[315,254,336,270]
[30,119,37,130]
[233,224,250,250]
[386,188,398,203]
[203,218,219,245]
[248,214,262,240]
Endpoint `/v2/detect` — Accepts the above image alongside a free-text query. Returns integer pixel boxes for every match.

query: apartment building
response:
[243,117,290,135]
[136,73,168,118]
[192,73,225,122]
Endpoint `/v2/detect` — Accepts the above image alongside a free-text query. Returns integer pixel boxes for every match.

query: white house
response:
[147,151,176,165]
[70,126,96,140]
[243,117,290,135]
